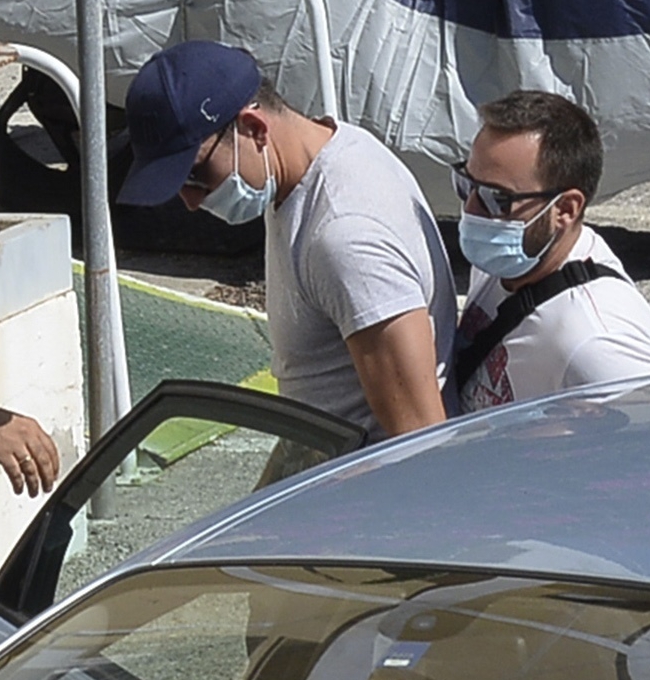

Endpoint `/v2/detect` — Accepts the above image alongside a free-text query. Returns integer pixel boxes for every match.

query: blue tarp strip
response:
[393,0,650,39]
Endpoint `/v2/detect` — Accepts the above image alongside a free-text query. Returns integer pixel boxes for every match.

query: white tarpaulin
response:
[2,0,650,214]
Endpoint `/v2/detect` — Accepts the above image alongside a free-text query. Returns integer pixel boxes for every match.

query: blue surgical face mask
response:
[458,194,562,279]
[200,125,276,225]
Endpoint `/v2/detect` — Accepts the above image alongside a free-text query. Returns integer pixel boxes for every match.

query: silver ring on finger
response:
[18,455,33,467]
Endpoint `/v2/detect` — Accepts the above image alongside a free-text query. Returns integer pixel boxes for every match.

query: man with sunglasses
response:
[117,41,458,443]
[454,90,650,412]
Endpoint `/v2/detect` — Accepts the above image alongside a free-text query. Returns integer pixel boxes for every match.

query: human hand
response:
[0,409,60,497]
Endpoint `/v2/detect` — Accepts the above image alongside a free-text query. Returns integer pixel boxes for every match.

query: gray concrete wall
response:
[0,214,85,563]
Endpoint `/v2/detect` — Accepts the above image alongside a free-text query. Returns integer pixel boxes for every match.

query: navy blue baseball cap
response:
[117,40,262,206]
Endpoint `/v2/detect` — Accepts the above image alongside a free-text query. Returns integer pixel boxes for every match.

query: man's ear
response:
[555,188,585,227]
[237,108,269,148]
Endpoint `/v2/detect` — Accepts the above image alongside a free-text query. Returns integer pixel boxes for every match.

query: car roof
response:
[116,375,650,587]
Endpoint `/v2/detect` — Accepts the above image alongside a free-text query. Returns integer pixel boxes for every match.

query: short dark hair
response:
[216,77,289,143]
[479,90,603,206]
[251,76,289,112]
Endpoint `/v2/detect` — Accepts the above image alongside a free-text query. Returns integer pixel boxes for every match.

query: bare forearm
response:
[347,309,447,438]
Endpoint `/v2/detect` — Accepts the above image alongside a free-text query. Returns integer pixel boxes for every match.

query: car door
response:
[0,379,365,636]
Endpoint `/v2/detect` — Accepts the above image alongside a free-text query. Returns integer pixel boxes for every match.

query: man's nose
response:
[178,185,206,212]
[465,188,488,217]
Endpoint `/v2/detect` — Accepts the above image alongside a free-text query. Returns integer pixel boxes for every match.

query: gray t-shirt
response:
[265,121,457,442]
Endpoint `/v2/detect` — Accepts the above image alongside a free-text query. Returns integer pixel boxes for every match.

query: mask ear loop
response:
[235,115,272,181]
[522,192,563,230]
[233,120,240,175]
[246,102,272,180]
[262,145,272,180]
[526,193,563,261]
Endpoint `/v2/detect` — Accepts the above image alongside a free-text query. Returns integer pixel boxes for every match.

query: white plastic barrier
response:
[0,214,86,564]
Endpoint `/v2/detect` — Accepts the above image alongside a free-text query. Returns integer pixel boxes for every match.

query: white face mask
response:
[458,194,562,279]
[200,124,276,225]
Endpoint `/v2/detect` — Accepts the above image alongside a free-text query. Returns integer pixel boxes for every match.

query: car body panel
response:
[2,374,650,675]
[114,375,650,587]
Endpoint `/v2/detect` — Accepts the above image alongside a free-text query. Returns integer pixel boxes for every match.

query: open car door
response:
[0,379,366,635]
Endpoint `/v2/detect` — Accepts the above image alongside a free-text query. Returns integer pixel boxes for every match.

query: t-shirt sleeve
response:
[564,334,650,387]
[301,215,432,339]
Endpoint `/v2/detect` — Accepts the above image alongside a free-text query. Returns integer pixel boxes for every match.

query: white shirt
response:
[458,226,650,412]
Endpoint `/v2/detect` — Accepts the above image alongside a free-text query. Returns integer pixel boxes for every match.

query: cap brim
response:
[117,142,200,206]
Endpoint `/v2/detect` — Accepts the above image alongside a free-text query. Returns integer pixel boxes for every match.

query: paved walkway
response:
[73,265,275,467]
[73,266,273,405]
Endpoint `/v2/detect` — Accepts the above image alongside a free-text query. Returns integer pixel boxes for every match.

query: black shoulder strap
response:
[456,258,627,391]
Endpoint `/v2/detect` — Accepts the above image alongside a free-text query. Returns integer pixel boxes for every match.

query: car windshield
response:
[2,564,650,679]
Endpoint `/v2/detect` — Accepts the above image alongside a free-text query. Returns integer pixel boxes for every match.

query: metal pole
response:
[76,0,118,518]
[304,0,339,119]
[9,42,135,484]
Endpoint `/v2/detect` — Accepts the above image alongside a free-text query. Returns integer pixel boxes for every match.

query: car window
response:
[3,565,650,680]
[56,421,283,602]
[0,381,365,625]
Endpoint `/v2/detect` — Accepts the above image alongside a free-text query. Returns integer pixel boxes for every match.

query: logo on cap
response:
[200,98,220,124]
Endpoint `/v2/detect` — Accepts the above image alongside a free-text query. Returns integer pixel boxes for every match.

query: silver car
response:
[1,375,650,679]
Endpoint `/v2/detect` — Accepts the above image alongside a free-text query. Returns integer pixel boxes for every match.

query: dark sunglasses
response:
[451,161,562,218]
[184,126,230,190]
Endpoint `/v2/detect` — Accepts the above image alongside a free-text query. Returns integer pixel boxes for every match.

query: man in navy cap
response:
[118,40,457,443]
